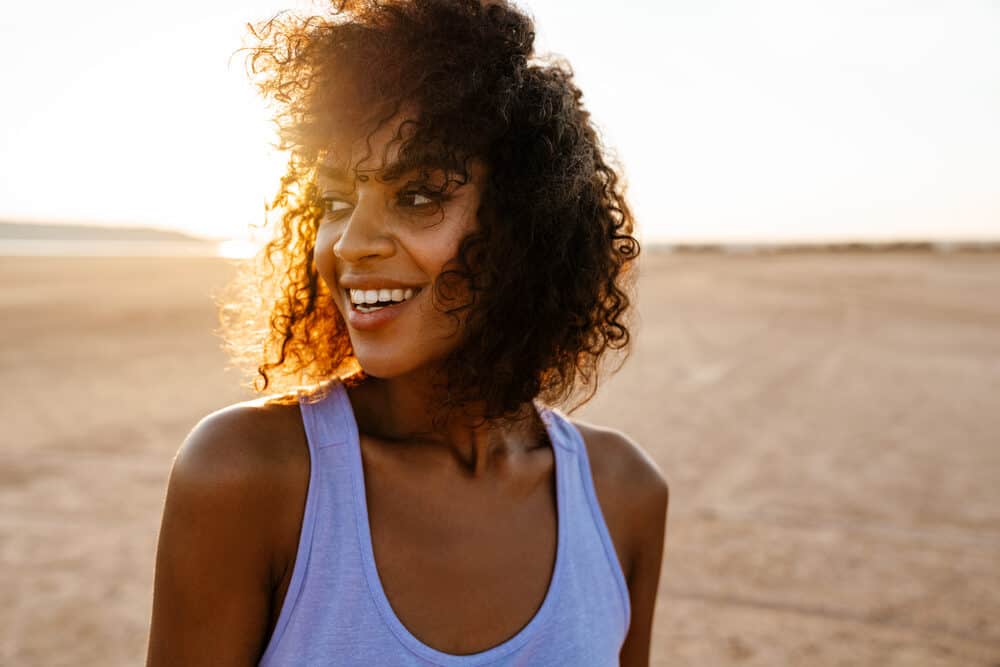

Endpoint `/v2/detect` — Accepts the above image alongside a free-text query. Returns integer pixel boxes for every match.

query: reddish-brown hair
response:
[219,0,640,422]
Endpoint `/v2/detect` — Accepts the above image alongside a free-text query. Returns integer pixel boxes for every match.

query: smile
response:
[348,287,419,312]
[344,287,423,331]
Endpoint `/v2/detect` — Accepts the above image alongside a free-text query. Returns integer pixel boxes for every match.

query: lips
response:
[343,287,422,332]
[345,287,422,311]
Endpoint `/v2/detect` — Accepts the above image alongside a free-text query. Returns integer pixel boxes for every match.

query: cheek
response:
[420,259,478,341]
[431,198,479,267]
[425,208,481,304]
[312,230,342,301]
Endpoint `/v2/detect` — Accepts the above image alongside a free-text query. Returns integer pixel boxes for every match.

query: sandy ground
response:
[0,250,998,666]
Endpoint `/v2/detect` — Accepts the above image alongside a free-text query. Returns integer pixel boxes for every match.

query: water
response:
[0,238,257,259]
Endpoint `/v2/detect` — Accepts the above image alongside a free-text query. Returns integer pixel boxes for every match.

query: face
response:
[313,117,485,379]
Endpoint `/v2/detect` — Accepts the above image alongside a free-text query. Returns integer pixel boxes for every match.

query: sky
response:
[0,0,998,244]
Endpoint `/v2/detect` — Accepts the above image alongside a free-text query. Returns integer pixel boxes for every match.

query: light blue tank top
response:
[258,380,630,666]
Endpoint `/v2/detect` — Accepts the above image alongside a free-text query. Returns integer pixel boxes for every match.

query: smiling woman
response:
[311,118,490,377]
[146,1,669,665]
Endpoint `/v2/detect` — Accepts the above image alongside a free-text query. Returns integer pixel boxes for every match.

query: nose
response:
[332,191,396,262]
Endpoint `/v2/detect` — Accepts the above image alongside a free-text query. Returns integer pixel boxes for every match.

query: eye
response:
[397,190,435,208]
[320,195,353,220]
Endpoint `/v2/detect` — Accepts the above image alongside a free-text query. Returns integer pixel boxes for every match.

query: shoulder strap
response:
[535,401,581,453]
[297,380,353,449]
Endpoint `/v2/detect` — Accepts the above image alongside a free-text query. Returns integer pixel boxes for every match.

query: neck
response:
[345,368,544,478]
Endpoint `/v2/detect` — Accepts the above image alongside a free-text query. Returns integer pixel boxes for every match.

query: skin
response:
[146,117,669,666]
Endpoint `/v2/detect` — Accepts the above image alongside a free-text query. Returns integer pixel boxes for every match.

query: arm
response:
[620,470,669,667]
[146,407,287,666]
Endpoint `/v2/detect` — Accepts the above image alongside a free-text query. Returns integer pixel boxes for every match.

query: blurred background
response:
[1,0,997,664]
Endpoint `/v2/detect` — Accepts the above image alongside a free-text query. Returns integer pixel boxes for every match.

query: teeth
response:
[348,287,419,305]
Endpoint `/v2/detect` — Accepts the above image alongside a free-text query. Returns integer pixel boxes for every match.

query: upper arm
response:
[577,424,669,667]
[146,406,289,666]
[619,450,669,667]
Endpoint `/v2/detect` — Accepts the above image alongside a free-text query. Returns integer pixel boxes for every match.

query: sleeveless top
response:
[258,380,631,666]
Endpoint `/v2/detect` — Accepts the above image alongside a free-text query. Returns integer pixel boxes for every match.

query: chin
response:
[351,350,419,380]
[351,342,449,382]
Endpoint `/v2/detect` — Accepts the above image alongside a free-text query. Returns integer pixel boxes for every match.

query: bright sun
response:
[0,1,997,245]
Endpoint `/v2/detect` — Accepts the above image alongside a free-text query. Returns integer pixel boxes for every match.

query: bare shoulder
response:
[167,392,310,577]
[175,395,308,488]
[567,418,669,578]
[568,418,670,667]
[171,393,310,576]
[147,394,309,665]
[569,418,670,512]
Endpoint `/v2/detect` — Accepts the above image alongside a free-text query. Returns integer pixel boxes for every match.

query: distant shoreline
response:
[2,221,998,257]
[0,221,217,243]
[646,240,1000,254]
[0,239,225,258]
[0,222,248,258]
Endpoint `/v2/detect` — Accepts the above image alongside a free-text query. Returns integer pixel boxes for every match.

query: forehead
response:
[319,116,406,175]
[318,109,471,183]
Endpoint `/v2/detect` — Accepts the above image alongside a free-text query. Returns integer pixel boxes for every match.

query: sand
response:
[0,250,997,665]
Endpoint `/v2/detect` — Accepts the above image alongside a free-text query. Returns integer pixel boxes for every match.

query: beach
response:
[1,250,998,665]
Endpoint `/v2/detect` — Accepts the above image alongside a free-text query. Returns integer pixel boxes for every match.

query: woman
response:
[147,1,668,665]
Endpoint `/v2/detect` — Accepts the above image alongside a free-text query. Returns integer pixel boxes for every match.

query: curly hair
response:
[218,0,640,424]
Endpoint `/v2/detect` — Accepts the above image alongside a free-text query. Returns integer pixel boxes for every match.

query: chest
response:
[360,440,559,654]
[265,430,632,656]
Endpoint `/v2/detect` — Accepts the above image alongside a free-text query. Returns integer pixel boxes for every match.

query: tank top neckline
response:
[330,380,572,665]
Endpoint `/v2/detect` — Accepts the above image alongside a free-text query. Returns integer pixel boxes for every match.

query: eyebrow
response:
[317,154,461,185]
[317,163,357,184]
